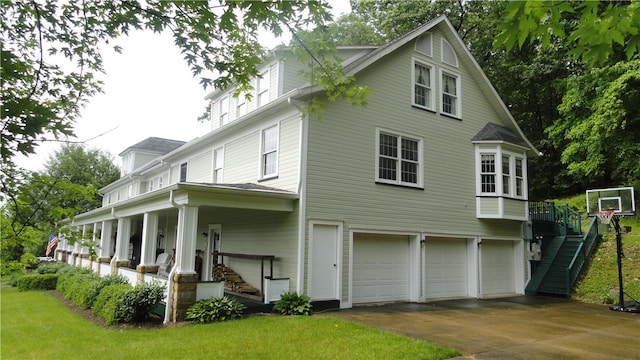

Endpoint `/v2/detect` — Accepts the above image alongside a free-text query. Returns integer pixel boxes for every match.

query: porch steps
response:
[213,264,260,295]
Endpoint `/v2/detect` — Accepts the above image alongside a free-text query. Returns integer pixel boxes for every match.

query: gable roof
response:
[338,15,540,156]
[471,123,529,148]
[119,137,186,156]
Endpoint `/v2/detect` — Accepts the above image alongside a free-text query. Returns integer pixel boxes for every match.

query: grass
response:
[0,287,460,360]
[552,194,640,304]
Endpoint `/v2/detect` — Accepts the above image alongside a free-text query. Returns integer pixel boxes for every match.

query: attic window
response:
[180,162,187,182]
[415,34,432,57]
[441,39,458,67]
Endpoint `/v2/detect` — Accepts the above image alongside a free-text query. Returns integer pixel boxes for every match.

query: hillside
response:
[552,195,640,304]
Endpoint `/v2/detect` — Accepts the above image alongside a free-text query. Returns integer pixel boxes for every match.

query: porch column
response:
[137,212,160,283]
[97,220,114,275]
[89,223,100,271]
[111,217,131,274]
[170,205,199,322]
[73,226,82,266]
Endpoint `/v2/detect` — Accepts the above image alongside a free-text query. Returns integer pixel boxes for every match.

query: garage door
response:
[481,240,515,296]
[353,234,410,304]
[424,238,468,299]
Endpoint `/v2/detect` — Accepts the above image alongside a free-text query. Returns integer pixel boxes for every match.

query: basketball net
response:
[596,209,615,224]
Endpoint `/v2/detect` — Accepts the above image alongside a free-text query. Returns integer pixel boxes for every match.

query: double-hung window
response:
[213,147,224,183]
[515,158,524,197]
[219,96,229,125]
[502,155,511,195]
[236,92,247,118]
[441,72,459,117]
[261,125,278,179]
[480,154,496,194]
[179,162,188,182]
[377,130,422,187]
[413,61,433,110]
[257,70,269,106]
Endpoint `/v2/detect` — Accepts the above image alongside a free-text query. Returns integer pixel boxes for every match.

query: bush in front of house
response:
[70,274,129,309]
[93,283,134,325]
[36,262,69,274]
[118,281,166,323]
[273,291,312,316]
[55,266,93,294]
[16,273,59,291]
[186,296,247,323]
[63,273,99,301]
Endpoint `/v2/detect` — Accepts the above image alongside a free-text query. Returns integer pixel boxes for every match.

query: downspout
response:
[289,96,308,293]
[163,189,179,324]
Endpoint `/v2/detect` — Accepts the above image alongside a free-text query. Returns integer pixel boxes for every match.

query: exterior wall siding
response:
[187,150,212,183]
[303,32,527,300]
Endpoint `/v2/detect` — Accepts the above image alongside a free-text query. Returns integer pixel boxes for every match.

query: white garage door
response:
[353,234,410,304]
[424,238,468,299]
[481,240,515,296]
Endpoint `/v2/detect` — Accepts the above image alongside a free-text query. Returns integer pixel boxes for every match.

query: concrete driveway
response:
[323,296,640,359]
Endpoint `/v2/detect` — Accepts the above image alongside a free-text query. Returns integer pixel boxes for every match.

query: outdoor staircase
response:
[526,202,602,297]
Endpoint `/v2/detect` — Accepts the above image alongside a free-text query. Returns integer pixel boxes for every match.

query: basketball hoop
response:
[596,209,615,224]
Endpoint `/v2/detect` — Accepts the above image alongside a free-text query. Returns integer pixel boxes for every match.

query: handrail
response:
[529,201,581,236]
[565,217,599,293]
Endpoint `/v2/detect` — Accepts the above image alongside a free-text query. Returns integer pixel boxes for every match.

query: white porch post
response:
[112,217,132,274]
[97,220,114,275]
[73,226,82,266]
[137,212,160,283]
[175,206,198,274]
[169,205,199,322]
[90,223,100,271]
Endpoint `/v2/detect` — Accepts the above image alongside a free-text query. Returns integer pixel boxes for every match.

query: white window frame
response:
[179,162,188,182]
[257,70,270,106]
[148,179,154,192]
[219,95,229,126]
[213,147,224,183]
[440,70,461,118]
[476,147,527,200]
[236,92,247,118]
[375,128,423,188]
[480,153,496,195]
[412,59,434,111]
[260,124,278,179]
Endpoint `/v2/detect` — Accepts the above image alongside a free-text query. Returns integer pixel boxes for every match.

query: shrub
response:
[273,291,312,316]
[186,296,246,323]
[16,274,59,291]
[71,274,129,309]
[93,283,133,325]
[62,273,99,300]
[20,253,39,270]
[118,281,166,323]
[55,267,93,294]
[36,262,69,274]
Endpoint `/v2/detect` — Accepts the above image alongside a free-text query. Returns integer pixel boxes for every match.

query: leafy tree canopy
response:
[0,0,336,165]
[494,0,640,66]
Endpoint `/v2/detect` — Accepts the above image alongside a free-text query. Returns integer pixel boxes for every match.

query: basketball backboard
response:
[586,187,636,216]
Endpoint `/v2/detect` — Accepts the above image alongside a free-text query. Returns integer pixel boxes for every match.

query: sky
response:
[16,1,352,172]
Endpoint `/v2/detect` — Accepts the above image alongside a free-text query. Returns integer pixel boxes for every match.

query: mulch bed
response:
[47,290,169,329]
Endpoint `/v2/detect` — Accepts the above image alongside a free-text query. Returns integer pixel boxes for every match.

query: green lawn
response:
[1,288,459,360]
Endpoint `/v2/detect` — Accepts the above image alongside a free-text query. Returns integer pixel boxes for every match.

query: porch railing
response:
[529,201,581,235]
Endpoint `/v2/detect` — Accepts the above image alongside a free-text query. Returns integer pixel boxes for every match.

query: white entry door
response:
[309,224,340,300]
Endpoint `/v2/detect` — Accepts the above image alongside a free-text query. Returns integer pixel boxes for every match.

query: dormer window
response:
[219,96,229,125]
[257,70,270,106]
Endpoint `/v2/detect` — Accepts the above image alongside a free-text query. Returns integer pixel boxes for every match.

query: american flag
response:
[45,233,58,256]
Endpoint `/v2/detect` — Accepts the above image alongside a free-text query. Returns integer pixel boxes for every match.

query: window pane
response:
[481,154,495,173]
[263,152,276,176]
[379,134,398,157]
[516,178,523,196]
[401,161,417,184]
[482,174,495,193]
[401,138,418,161]
[378,157,397,181]
[263,127,277,152]
[515,159,523,177]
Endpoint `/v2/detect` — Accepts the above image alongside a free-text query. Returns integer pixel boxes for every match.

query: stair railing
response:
[565,217,599,294]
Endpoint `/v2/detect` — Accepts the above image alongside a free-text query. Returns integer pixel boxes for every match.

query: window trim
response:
[259,124,279,180]
[412,59,434,111]
[440,69,461,119]
[213,147,224,184]
[375,128,423,188]
[476,146,527,200]
[257,69,270,106]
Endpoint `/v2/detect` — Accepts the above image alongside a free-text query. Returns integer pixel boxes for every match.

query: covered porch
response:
[56,182,298,322]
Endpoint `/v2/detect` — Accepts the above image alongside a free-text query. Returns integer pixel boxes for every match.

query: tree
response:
[2,144,120,263]
[0,1,337,165]
[547,60,640,188]
[494,1,640,67]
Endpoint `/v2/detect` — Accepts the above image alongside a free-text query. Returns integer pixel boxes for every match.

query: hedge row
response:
[18,262,165,325]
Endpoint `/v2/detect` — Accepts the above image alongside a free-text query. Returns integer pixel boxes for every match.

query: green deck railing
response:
[566,217,599,293]
[529,201,581,235]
